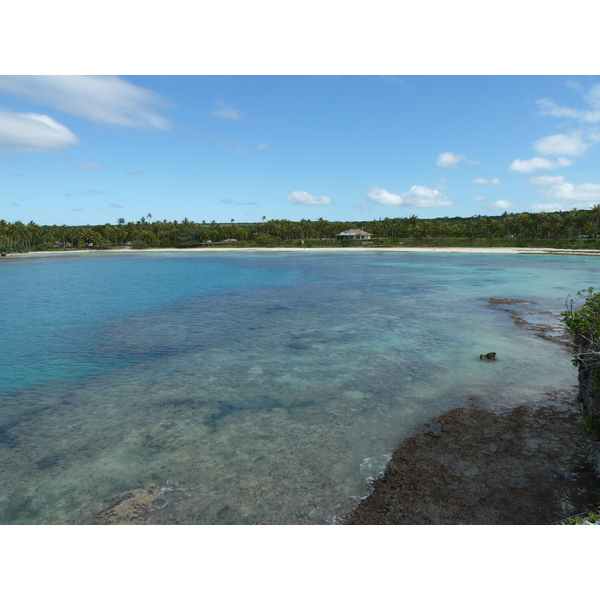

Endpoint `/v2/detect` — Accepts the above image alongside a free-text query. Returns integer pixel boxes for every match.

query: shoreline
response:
[4,245,600,259]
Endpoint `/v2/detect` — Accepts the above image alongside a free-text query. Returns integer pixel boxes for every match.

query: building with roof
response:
[336,229,373,240]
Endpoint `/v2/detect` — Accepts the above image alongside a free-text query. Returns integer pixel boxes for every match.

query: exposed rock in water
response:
[94,483,161,525]
[480,352,497,360]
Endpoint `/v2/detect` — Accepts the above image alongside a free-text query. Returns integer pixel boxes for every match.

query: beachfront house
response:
[336,229,373,240]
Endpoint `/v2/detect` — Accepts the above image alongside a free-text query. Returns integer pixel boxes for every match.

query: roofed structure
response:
[336,229,373,240]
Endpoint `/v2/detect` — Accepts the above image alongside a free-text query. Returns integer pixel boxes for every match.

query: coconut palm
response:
[592,204,600,239]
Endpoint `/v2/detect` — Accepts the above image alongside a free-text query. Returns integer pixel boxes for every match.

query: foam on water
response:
[0,251,596,524]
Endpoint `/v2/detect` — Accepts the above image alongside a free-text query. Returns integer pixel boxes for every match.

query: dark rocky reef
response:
[576,360,600,417]
[574,361,600,476]
[344,393,600,525]
[94,483,161,525]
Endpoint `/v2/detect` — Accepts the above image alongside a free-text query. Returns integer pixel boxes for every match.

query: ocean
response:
[0,250,595,524]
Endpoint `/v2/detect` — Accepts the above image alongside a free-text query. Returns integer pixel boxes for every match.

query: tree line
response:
[3,206,600,251]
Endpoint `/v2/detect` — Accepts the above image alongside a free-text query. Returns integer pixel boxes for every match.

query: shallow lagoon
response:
[0,251,596,524]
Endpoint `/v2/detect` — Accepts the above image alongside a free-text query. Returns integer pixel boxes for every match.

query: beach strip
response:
[4,245,600,258]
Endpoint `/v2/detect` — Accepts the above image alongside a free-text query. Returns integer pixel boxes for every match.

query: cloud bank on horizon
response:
[1,75,600,225]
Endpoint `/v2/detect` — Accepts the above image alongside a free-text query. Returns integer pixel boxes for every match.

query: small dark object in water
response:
[36,456,62,470]
[480,352,497,360]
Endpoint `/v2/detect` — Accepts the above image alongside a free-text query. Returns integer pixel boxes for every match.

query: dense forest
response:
[3,206,600,251]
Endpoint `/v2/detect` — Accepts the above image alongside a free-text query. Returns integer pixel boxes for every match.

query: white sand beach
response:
[4,245,600,258]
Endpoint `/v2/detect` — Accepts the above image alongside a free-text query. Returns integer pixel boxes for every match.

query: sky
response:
[2,75,600,226]
[1,0,599,227]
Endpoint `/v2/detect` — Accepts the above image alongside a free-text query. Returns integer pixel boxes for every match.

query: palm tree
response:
[517,213,534,239]
[501,213,518,239]
[564,208,578,238]
[26,221,42,248]
[534,212,549,239]
[592,204,600,238]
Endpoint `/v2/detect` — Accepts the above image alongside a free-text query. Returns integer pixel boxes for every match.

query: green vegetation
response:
[582,414,600,436]
[4,205,600,252]
[560,510,599,525]
[562,288,600,399]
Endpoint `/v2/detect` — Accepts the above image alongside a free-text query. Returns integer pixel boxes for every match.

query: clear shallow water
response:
[0,250,597,524]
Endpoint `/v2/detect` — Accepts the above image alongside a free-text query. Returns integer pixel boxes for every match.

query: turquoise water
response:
[0,250,596,524]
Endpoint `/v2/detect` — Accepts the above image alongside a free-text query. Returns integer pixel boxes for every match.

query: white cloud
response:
[286,191,333,205]
[210,100,242,121]
[530,202,565,212]
[588,130,600,143]
[544,182,600,205]
[77,163,105,171]
[436,151,467,168]
[488,200,517,211]
[533,131,589,156]
[566,80,584,93]
[472,195,487,202]
[0,111,79,152]
[529,179,600,212]
[127,168,144,175]
[529,175,565,186]
[367,185,453,208]
[0,75,170,130]
[367,187,402,205]
[471,177,501,185]
[256,142,268,151]
[585,84,600,110]
[508,156,572,173]
[536,97,600,124]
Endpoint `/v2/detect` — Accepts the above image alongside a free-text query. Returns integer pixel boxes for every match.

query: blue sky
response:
[2,75,600,225]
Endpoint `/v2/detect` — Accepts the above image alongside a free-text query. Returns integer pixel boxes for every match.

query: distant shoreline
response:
[4,245,600,258]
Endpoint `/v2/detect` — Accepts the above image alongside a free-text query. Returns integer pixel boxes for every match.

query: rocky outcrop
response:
[575,361,600,476]
[94,483,161,525]
[344,394,600,525]
[576,360,600,417]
